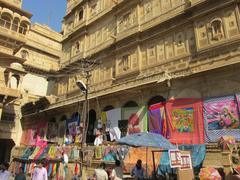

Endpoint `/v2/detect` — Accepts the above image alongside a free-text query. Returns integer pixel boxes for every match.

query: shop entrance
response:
[87,109,96,143]
[0,139,15,163]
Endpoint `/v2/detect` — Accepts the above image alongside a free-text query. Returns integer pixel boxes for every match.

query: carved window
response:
[75,42,80,53]
[209,19,224,41]
[90,1,97,16]
[118,55,130,73]
[122,55,130,71]
[20,50,29,59]
[145,2,152,15]
[78,8,84,21]
[148,46,155,57]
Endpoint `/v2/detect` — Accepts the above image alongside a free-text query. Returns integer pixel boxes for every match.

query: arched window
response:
[1,13,12,29]
[210,19,224,41]
[10,74,20,89]
[123,101,138,108]
[148,96,166,107]
[12,17,20,32]
[20,50,29,59]
[19,22,28,34]
[103,105,114,112]
[78,8,84,21]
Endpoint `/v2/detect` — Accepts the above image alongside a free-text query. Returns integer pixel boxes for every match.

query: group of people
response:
[0,160,47,180]
[92,159,145,180]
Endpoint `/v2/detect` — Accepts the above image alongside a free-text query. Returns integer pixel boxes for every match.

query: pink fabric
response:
[36,122,48,147]
[166,98,205,144]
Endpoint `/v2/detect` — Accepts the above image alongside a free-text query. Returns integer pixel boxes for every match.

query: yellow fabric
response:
[101,112,107,125]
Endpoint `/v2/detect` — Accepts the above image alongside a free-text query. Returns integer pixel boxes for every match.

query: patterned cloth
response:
[204,95,240,142]
[148,103,168,136]
[166,98,205,144]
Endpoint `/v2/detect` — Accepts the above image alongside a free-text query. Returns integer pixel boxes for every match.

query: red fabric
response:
[166,98,204,144]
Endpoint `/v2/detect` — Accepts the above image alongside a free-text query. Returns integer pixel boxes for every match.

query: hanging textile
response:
[67,114,80,138]
[106,108,122,141]
[21,147,35,160]
[166,98,204,144]
[126,106,148,134]
[47,122,59,142]
[204,95,240,142]
[148,103,168,136]
[101,112,107,125]
[58,120,66,144]
[36,122,48,146]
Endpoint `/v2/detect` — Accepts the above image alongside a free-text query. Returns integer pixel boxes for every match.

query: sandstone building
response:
[0,0,62,163]
[2,0,240,163]
[36,0,240,144]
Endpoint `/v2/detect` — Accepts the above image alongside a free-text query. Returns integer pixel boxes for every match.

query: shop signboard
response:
[180,153,192,170]
[169,149,181,168]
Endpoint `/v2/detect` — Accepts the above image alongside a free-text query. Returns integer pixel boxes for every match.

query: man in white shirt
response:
[93,162,108,180]
[0,163,10,180]
[32,159,48,180]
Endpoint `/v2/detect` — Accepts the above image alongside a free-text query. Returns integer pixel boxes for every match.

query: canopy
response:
[117,132,176,150]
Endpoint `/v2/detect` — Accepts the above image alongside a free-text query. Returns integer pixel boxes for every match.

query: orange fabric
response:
[123,147,161,176]
[166,98,205,144]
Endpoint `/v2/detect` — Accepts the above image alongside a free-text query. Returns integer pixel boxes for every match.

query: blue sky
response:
[23,0,67,32]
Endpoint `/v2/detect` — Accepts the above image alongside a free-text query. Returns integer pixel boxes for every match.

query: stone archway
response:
[147,96,166,107]
[123,100,138,108]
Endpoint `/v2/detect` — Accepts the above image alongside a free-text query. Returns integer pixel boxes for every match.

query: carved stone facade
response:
[33,0,239,139]
[4,0,240,161]
[0,0,62,163]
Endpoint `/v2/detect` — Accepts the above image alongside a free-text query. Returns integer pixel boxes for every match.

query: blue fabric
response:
[38,146,50,159]
[103,151,116,161]
[157,145,206,175]
[48,163,52,177]
[117,132,176,149]
[21,147,35,160]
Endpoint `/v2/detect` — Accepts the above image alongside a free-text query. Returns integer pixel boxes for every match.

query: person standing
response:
[14,167,26,180]
[93,162,108,180]
[111,160,123,180]
[32,159,48,180]
[131,160,144,180]
[0,163,11,180]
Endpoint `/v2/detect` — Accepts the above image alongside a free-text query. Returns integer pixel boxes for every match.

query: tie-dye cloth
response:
[125,106,148,134]
[166,98,204,144]
[204,95,240,142]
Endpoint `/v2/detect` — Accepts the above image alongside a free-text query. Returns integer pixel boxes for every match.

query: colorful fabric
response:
[47,122,59,142]
[36,122,48,147]
[38,146,50,159]
[101,112,107,125]
[158,145,205,176]
[48,146,56,159]
[127,106,148,134]
[204,95,240,142]
[166,98,204,144]
[58,121,66,144]
[29,147,41,159]
[124,147,161,177]
[21,147,35,160]
[148,103,168,136]
[34,147,45,160]
[199,167,221,180]
[67,114,80,137]
[95,146,104,159]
